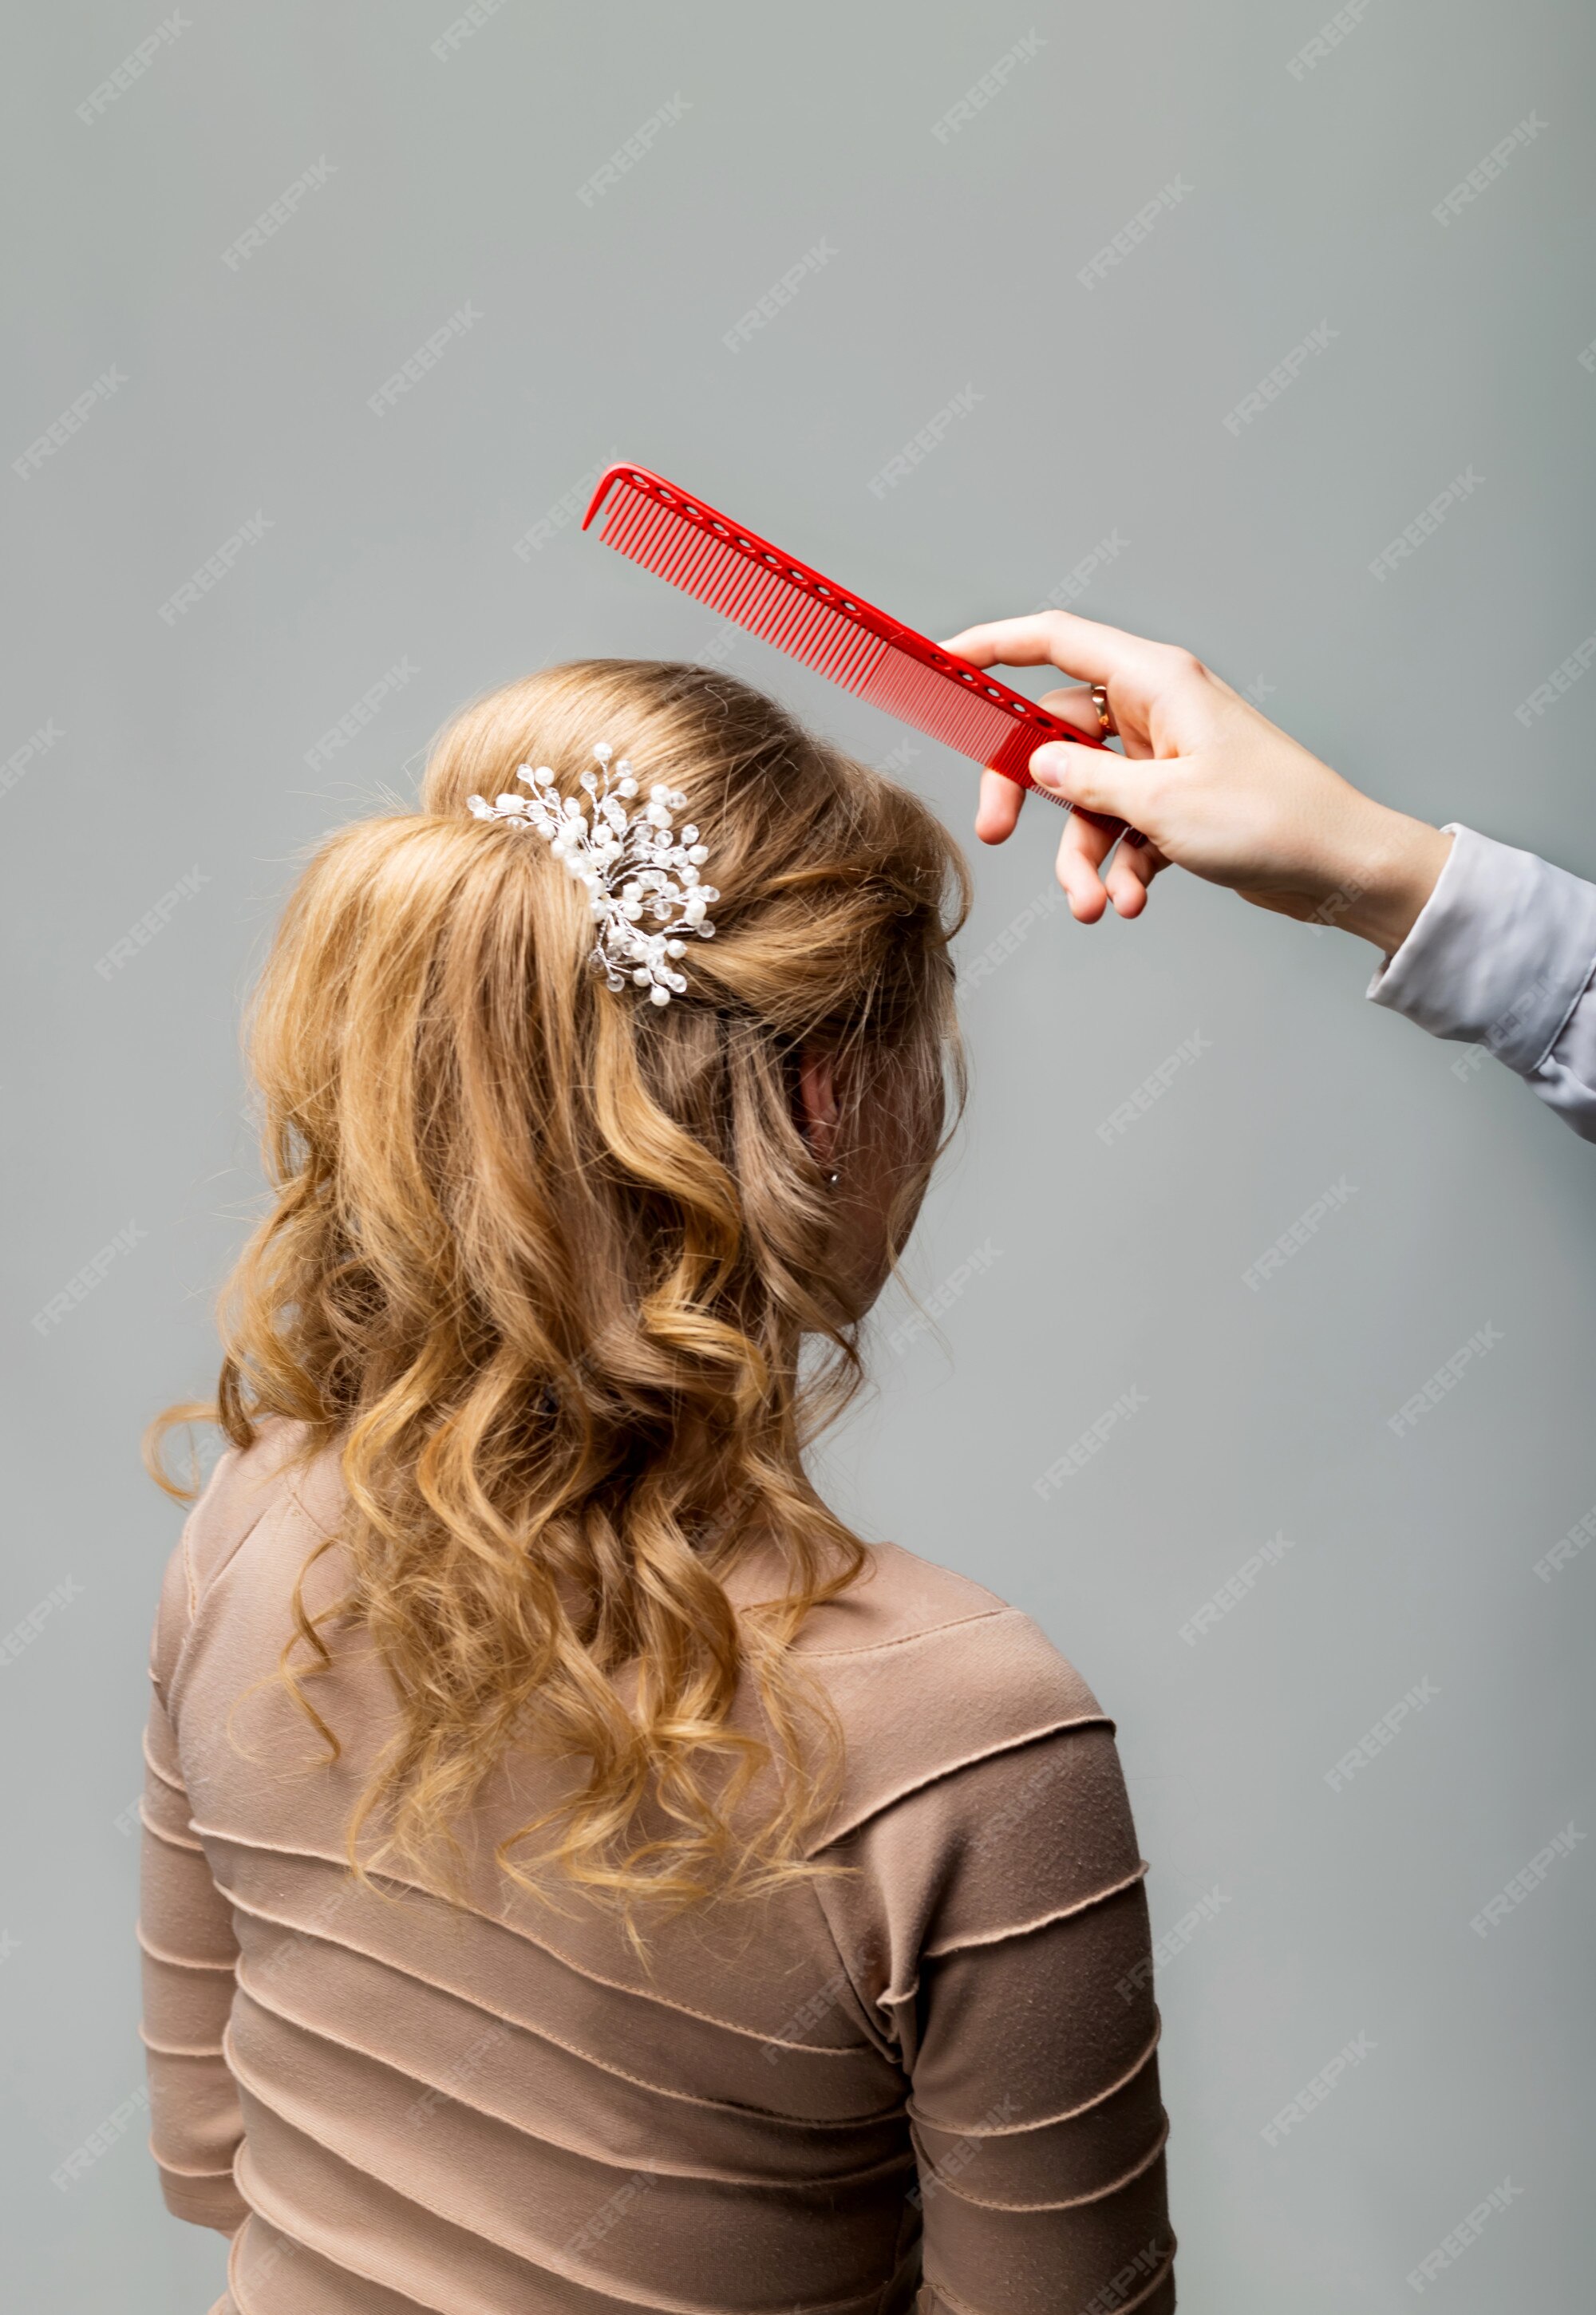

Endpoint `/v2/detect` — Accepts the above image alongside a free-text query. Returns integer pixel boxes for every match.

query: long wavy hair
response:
[152,660,968,1926]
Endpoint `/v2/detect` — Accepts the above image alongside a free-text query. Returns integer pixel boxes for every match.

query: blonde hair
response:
[153,660,968,1923]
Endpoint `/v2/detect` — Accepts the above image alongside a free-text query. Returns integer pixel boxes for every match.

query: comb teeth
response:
[601,484,889,690]
[851,644,1033,767]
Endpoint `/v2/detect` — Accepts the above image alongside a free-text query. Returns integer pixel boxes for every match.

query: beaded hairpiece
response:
[467,745,718,1006]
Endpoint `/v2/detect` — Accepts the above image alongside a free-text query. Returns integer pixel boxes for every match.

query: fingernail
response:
[1029,743,1069,792]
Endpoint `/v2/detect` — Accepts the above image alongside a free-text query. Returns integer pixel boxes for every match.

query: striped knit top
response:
[139,1424,1175,2314]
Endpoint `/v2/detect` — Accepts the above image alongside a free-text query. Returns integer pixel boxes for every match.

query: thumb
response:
[1029,739,1137,820]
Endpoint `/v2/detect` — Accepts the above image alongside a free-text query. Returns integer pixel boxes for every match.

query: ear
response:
[797,1045,839,1166]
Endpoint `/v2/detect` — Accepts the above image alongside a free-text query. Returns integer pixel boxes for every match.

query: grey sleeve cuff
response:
[1366,824,1596,1071]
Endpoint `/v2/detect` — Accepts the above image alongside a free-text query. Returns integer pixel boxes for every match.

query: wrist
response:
[1329,807,1452,954]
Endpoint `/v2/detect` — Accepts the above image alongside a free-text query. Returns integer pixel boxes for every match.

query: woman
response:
[140,660,1175,2314]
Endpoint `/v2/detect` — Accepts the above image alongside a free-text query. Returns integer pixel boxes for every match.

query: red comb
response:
[582,462,1118,820]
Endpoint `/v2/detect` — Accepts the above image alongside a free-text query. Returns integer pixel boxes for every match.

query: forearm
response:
[1314,803,1454,954]
[1367,824,1596,1140]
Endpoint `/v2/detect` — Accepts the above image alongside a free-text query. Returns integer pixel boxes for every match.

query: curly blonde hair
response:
[152,660,968,1926]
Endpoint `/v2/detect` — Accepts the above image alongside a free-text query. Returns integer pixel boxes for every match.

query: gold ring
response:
[1089,683,1115,738]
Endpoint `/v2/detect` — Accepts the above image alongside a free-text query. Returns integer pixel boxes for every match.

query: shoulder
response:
[795,1540,1098,1711]
[150,1419,327,1688]
[180,1418,318,1598]
[792,1538,1009,1650]
[796,1542,1111,1850]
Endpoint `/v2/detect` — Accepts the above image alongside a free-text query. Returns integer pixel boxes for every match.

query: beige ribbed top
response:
[140,1424,1175,2314]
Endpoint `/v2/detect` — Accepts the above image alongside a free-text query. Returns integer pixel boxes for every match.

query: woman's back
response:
[139,659,1175,2308]
[142,1424,1174,2314]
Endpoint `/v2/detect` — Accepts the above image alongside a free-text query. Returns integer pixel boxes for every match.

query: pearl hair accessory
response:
[467,744,718,1006]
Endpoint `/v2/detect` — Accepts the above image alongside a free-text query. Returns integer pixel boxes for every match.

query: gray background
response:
[4,1,1594,2307]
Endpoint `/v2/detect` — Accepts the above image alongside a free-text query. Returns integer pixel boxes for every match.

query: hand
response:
[939,610,1452,953]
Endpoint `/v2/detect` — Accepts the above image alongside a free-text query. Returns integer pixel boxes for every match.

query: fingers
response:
[974,767,1025,846]
[1103,834,1167,919]
[1037,685,1111,741]
[974,681,1119,843]
[971,742,1128,915]
[1053,812,1169,923]
[970,721,1170,922]
[1029,738,1142,822]
[1053,811,1122,923]
[938,610,1158,689]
